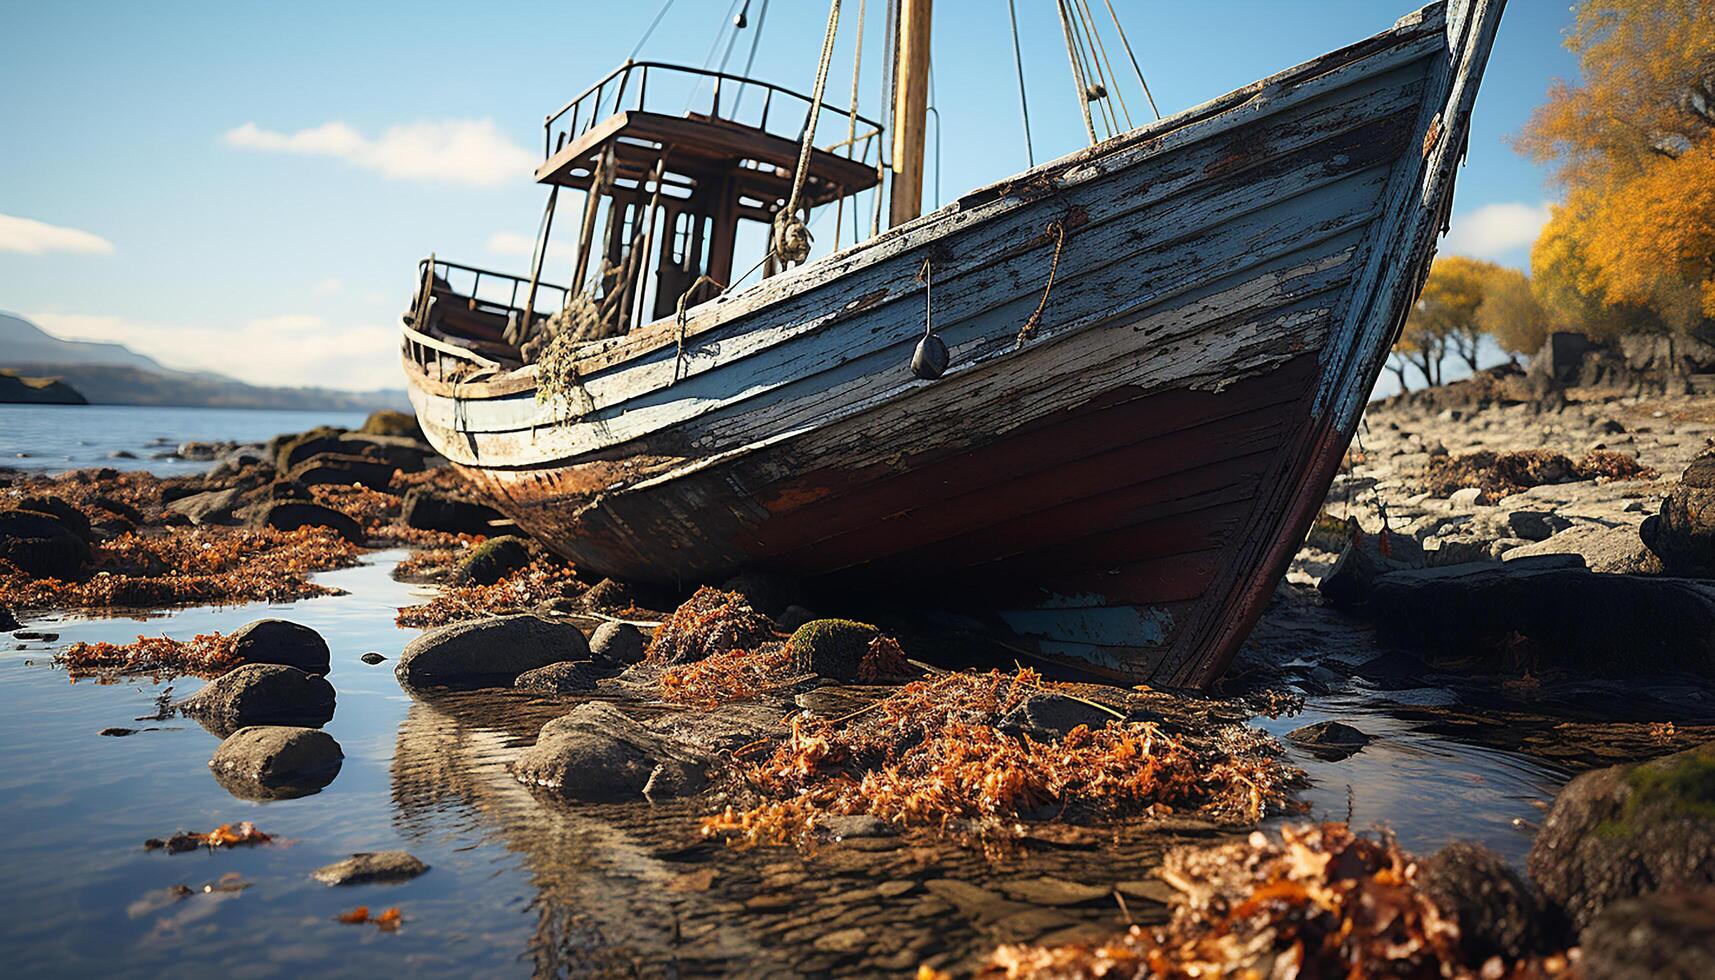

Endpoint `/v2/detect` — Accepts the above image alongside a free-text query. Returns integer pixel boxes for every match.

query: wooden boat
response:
[401,0,1506,686]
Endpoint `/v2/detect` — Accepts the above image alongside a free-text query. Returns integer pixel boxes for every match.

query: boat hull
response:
[405,0,1505,686]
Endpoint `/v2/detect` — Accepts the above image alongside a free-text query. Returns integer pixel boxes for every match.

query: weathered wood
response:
[402,0,1507,687]
[889,0,934,227]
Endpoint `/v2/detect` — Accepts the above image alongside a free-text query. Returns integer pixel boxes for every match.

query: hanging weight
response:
[911,333,949,380]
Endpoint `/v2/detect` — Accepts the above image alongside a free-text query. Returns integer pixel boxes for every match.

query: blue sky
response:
[1,0,1577,391]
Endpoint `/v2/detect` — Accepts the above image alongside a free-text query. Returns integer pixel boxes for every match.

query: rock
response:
[176,440,236,461]
[260,501,365,544]
[178,664,335,736]
[588,621,646,667]
[208,726,342,800]
[1527,742,1715,927]
[285,452,397,490]
[456,535,532,585]
[1419,842,1561,962]
[230,619,332,673]
[310,851,429,886]
[1578,889,1715,980]
[360,652,386,665]
[1285,720,1372,760]
[1504,524,1664,575]
[360,409,424,440]
[0,604,17,632]
[1424,534,1494,567]
[1596,417,1627,435]
[17,495,92,541]
[274,426,347,473]
[0,507,92,579]
[514,660,600,694]
[820,814,895,840]
[1447,486,1491,508]
[1317,530,1422,609]
[999,693,1116,740]
[1488,536,1533,560]
[788,619,879,681]
[165,487,244,526]
[1505,510,1572,542]
[335,433,431,473]
[1643,456,1715,575]
[515,702,698,803]
[400,487,502,536]
[1368,560,1715,676]
[997,877,1111,906]
[396,614,588,688]
[719,571,803,618]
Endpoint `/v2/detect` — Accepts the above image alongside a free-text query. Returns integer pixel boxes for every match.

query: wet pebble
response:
[311,851,429,886]
[360,652,386,665]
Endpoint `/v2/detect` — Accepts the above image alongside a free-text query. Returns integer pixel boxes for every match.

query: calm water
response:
[0,405,368,475]
[0,409,1586,976]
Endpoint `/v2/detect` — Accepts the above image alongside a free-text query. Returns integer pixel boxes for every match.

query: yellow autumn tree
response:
[1517,0,1715,332]
[1476,267,1553,355]
[1410,256,1504,372]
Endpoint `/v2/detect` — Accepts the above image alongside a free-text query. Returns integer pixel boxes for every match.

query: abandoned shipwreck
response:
[400,0,1506,687]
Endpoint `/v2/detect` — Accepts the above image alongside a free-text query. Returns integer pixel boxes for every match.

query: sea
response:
[0,404,1578,976]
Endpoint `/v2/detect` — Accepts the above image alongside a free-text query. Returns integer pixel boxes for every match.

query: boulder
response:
[1527,741,1715,927]
[588,621,646,667]
[400,487,502,536]
[208,726,343,800]
[456,535,532,585]
[396,614,588,688]
[516,702,706,803]
[1424,534,1495,567]
[1447,486,1491,508]
[0,604,17,632]
[776,604,817,632]
[1317,530,1423,609]
[230,619,332,673]
[311,851,429,886]
[337,432,431,473]
[999,693,1117,740]
[178,663,335,736]
[285,452,398,490]
[1578,889,1715,980]
[1368,560,1715,676]
[514,660,600,694]
[788,619,879,681]
[360,409,424,440]
[0,507,92,579]
[260,501,365,544]
[1504,523,1663,575]
[1643,455,1715,576]
[1285,720,1372,760]
[16,495,92,542]
[360,652,386,665]
[165,487,244,526]
[274,426,347,473]
[1419,842,1561,963]
[1504,510,1571,542]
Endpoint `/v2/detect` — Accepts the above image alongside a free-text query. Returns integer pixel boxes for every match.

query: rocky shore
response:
[6,383,1715,974]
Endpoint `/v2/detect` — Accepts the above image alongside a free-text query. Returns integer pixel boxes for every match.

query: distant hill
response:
[0,311,408,411]
[0,368,86,405]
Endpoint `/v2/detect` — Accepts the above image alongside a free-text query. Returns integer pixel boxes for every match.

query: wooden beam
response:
[888,0,933,228]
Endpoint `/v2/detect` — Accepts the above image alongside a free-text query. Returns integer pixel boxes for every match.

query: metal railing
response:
[413,257,570,323]
[543,60,888,170]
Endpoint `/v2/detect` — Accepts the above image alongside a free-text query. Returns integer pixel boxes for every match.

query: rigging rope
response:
[1055,1,1098,145]
[1006,0,1035,167]
[731,0,771,113]
[1015,219,1068,349]
[1075,0,1130,131]
[773,0,842,266]
[838,0,866,251]
[1101,0,1161,120]
[628,0,678,59]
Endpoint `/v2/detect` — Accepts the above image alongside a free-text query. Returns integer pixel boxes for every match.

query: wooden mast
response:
[887,0,932,228]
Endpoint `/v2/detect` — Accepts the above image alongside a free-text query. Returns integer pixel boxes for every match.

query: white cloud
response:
[486,230,576,275]
[0,213,115,255]
[311,276,343,296]
[1441,201,1552,260]
[30,311,401,391]
[222,118,535,187]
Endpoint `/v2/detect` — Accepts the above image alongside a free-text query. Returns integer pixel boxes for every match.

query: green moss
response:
[1601,747,1715,838]
[459,535,532,585]
[788,619,878,681]
[361,410,423,440]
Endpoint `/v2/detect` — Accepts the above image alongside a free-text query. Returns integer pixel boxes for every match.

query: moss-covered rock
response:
[787,619,879,682]
[273,426,347,474]
[457,535,533,585]
[1527,741,1715,927]
[361,409,424,440]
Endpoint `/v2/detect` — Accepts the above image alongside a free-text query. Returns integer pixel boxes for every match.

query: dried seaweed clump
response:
[646,587,777,665]
[144,821,271,854]
[703,668,1297,850]
[395,557,583,628]
[1,526,358,612]
[979,823,1579,979]
[1421,449,1657,497]
[59,632,240,681]
[658,642,796,707]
